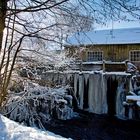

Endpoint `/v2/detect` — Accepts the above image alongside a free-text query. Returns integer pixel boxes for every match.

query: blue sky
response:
[95,20,140,30]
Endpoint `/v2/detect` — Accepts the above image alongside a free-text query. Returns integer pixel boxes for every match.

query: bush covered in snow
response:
[2,82,74,130]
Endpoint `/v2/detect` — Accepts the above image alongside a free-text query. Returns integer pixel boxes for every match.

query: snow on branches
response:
[2,82,74,130]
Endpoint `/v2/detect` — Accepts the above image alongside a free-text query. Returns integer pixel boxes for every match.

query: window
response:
[87,51,103,61]
[130,50,140,62]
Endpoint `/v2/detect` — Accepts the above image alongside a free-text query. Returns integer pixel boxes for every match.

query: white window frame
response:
[129,50,140,62]
[87,51,103,62]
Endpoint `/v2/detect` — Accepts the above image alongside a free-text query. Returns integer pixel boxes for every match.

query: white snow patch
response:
[126,96,140,101]
[104,72,131,76]
[81,61,103,65]
[0,114,72,140]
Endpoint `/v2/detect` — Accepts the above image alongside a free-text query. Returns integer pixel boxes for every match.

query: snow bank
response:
[0,114,72,140]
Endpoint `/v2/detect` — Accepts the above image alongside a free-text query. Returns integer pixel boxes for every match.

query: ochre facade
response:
[65,44,140,70]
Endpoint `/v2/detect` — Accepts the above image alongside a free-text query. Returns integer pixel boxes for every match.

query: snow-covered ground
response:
[0,114,72,140]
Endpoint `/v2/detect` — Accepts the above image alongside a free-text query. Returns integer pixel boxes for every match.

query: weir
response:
[42,71,140,120]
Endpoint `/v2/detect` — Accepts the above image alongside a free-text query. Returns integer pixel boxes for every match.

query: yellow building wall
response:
[65,44,140,62]
[65,44,140,71]
[78,44,140,62]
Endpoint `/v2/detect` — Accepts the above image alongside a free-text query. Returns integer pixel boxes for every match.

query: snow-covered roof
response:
[67,27,140,45]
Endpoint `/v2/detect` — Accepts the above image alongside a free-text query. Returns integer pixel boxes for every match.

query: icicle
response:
[88,73,103,114]
[112,75,116,81]
[116,78,126,119]
[67,73,72,82]
[83,73,89,109]
[53,73,59,85]
[101,73,108,114]
[62,73,66,86]
[128,107,133,119]
[88,74,94,112]
[83,73,89,86]
[74,73,79,97]
[78,73,84,109]
[129,77,133,92]
[94,74,103,114]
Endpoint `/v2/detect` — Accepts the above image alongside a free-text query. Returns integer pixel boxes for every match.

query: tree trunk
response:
[0,0,7,52]
[0,1,7,107]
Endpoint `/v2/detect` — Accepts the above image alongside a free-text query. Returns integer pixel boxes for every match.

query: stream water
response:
[45,111,140,140]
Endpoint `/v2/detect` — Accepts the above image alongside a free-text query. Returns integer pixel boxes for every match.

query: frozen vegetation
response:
[2,82,74,129]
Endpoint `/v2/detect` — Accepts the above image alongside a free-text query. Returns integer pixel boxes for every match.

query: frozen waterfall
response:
[41,71,138,120]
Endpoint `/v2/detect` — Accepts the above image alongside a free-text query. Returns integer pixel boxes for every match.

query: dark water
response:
[45,112,140,140]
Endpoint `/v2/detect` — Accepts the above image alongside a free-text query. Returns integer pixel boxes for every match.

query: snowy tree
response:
[2,84,74,129]
[0,0,92,107]
[0,0,140,107]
